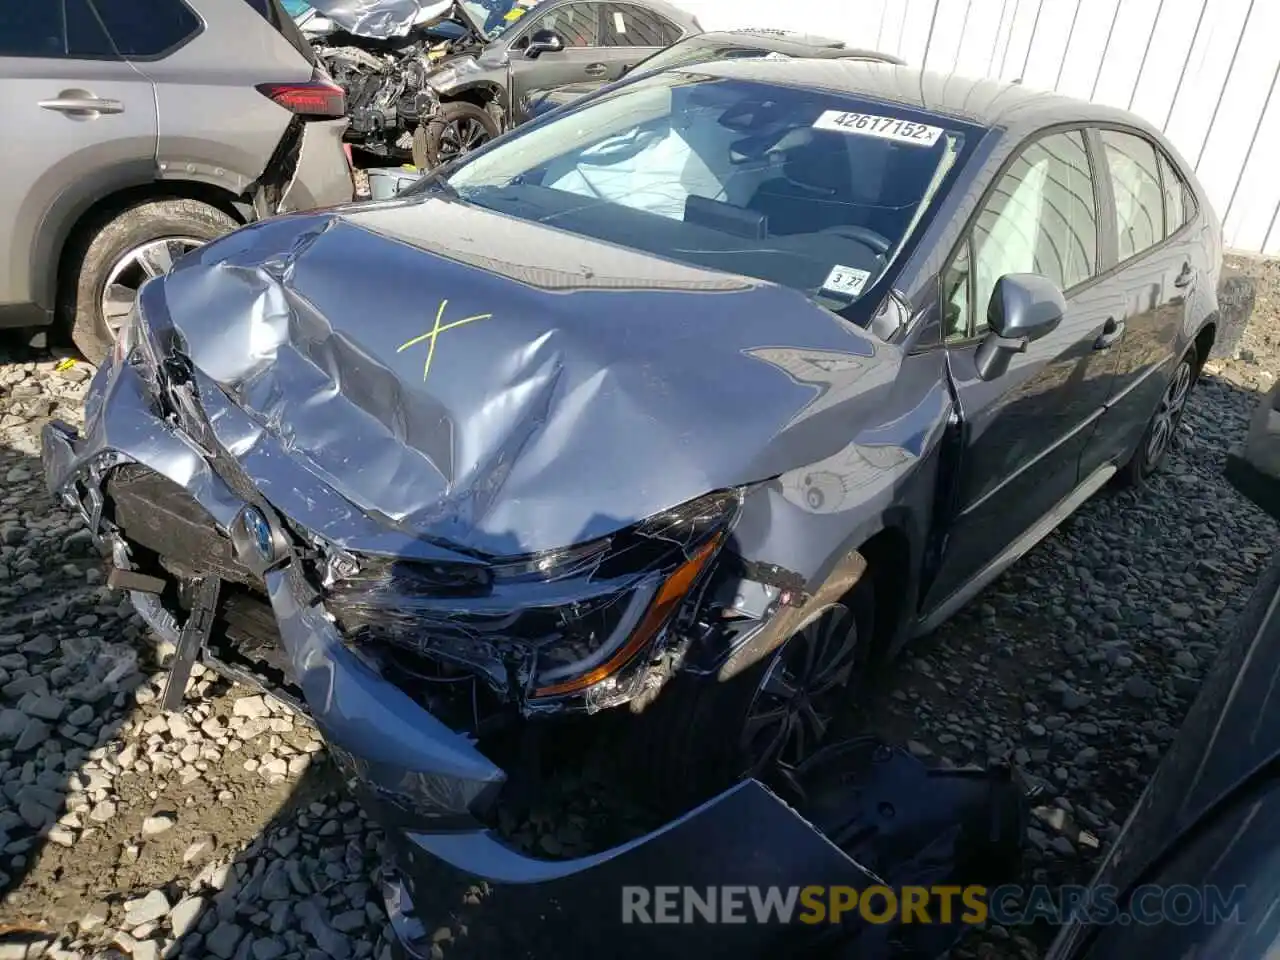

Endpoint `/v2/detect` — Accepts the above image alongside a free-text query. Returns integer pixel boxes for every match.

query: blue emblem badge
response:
[242,507,273,561]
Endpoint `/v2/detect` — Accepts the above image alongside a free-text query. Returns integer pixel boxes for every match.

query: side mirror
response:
[525,29,565,58]
[974,273,1065,381]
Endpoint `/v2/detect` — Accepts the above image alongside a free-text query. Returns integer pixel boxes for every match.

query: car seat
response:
[747,135,864,237]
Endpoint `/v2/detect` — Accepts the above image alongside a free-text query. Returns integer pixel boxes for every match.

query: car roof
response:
[688,29,904,63]
[536,0,698,26]
[677,58,1165,141]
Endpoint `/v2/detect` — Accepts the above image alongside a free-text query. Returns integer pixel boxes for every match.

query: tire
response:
[414,101,500,170]
[1116,346,1200,488]
[629,576,876,815]
[60,198,238,364]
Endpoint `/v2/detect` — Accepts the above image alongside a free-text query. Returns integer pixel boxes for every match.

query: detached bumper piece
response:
[1226,381,1280,521]
[42,359,1027,960]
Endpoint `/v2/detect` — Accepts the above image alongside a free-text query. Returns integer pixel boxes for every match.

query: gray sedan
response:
[43,56,1221,958]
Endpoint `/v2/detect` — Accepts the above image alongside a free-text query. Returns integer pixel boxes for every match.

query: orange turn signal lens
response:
[533,534,723,698]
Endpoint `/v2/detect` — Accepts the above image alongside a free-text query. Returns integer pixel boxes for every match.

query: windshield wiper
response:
[400,170,460,201]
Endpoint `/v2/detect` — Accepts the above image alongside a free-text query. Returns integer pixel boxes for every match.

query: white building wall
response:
[672,0,1280,254]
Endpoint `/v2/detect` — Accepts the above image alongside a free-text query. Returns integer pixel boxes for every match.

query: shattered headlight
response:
[324,489,743,708]
[528,489,740,700]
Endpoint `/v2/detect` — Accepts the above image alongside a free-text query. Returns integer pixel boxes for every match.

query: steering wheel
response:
[819,224,893,258]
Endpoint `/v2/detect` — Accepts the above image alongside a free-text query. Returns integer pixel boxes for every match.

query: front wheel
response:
[413,101,500,170]
[1116,348,1199,487]
[628,578,875,814]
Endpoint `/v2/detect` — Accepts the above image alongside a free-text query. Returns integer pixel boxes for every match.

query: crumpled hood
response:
[303,0,457,39]
[153,196,900,556]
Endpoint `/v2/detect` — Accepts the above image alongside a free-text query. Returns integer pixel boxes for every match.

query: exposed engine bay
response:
[299,0,517,164]
[314,40,450,159]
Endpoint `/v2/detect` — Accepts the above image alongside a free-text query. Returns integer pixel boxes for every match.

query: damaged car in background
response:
[516,27,905,125]
[298,0,699,167]
[44,56,1221,956]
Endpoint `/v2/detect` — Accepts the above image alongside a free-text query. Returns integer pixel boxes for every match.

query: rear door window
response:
[91,0,203,59]
[601,3,680,46]
[1101,130,1165,262]
[0,0,118,58]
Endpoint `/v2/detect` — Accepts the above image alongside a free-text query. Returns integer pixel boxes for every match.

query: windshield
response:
[442,71,968,310]
[459,0,543,39]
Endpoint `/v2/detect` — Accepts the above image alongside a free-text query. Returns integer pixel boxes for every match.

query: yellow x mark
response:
[396,299,493,382]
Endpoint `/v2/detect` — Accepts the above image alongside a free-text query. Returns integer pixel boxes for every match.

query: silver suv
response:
[1,0,355,362]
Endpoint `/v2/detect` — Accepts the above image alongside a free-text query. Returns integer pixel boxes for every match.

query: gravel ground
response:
[0,268,1276,959]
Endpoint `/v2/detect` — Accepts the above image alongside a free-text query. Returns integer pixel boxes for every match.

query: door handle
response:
[1173,262,1195,288]
[584,63,608,77]
[1094,317,1125,350]
[39,95,124,116]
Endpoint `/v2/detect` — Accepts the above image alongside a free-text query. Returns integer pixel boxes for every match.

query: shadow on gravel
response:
[0,401,403,956]
[870,368,1279,958]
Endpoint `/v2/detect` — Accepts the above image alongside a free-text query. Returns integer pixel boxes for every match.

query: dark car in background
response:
[517,27,905,124]
[0,0,354,363]
[45,57,1222,957]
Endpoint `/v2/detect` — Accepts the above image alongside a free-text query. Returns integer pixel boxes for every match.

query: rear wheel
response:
[414,101,500,170]
[61,198,238,363]
[1116,347,1198,487]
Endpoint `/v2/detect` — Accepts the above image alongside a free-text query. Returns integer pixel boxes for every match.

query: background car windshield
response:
[460,0,540,38]
[445,71,965,307]
[630,38,775,77]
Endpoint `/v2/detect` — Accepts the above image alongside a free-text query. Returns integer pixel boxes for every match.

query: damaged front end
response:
[41,200,971,955]
[300,0,504,162]
[50,299,759,735]
[42,273,800,829]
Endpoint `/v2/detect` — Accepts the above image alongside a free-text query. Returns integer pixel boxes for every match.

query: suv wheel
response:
[62,198,238,363]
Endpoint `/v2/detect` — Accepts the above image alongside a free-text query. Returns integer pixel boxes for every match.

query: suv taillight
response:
[256,71,345,118]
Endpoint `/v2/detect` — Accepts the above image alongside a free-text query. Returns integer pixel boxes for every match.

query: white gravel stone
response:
[232,696,270,719]
[141,812,176,837]
[168,896,205,938]
[123,889,170,927]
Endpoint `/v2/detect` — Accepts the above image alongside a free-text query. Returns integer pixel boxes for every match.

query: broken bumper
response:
[278,117,356,213]
[40,359,875,958]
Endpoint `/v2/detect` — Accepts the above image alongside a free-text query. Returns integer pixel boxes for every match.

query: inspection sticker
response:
[813,110,944,146]
[821,264,872,298]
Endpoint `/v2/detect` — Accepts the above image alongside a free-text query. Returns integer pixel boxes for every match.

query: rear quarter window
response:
[91,0,203,59]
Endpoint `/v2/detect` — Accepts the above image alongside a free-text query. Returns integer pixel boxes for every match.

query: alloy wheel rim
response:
[437,117,489,162]
[740,602,859,776]
[100,237,204,339]
[1145,359,1194,468]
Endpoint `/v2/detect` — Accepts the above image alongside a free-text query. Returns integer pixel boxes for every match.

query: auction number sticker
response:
[813,110,943,147]
[822,265,872,298]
